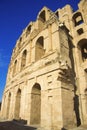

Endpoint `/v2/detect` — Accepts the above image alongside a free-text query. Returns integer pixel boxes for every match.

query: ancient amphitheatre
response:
[0,0,87,130]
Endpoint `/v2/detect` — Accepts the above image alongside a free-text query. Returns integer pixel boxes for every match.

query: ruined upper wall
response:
[7,0,87,83]
[11,6,54,60]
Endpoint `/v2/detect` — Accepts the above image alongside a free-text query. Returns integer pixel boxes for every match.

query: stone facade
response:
[1,0,87,129]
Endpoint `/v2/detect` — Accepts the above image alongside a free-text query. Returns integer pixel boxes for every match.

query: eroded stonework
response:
[1,0,87,130]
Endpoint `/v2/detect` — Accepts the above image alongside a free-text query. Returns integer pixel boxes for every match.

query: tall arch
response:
[26,25,32,36]
[21,49,27,70]
[30,83,41,125]
[39,10,46,22]
[14,89,21,119]
[72,12,83,26]
[13,60,17,75]
[35,36,45,61]
[6,93,11,118]
[78,39,87,62]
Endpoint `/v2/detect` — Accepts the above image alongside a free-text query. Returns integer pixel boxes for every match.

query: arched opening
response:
[78,39,87,62]
[55,11,59,18]
[19,37,22,42]
[18,41,21,49]
[21,50,27,70]
[35,36,45,61]
[26,25,31,36]
[72,12,83,26]
[30,83,41,125]
[39,10,46,22]
[14,89,21,119]
[6,93,11,118]
[13,60,17,76]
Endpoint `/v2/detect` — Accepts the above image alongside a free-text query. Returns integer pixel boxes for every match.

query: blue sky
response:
[0,0,79,101]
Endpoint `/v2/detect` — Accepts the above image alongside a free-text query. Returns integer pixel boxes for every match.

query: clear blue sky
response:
[0,0,80,101]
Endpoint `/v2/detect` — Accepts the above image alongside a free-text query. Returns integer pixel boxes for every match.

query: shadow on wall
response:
[73,94,81,126]
[0,121,37,130]
[68,38,81,127]
[62,128,67,130]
